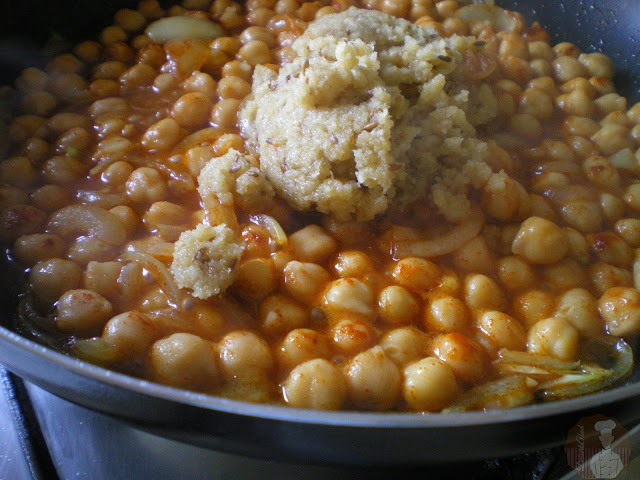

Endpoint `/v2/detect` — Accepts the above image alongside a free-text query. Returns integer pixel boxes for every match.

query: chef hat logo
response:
[565,414,631,479]
[594,419,616,436]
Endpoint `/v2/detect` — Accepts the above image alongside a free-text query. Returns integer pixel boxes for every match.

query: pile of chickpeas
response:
[1,0,640,412]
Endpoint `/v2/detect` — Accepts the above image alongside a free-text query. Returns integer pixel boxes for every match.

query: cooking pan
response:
[1,0,640,466]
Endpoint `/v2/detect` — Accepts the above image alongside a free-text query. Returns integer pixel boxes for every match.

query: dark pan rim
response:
[2,322,639,428]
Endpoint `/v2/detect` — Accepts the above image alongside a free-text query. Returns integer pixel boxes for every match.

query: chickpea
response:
[0,185,27,213]
[56,289,113,335]
[582,155,620,191]
[30,185,68,213]
[377,285,419,325]
[217,76,251,99]
[587,232,634,268]
[102,311,159,358]
[277,328,331,371]
[0,204,47,243]
[283,359,347,410]
[615,218,640,247]
[237,40,273,66]
[560,199,603,234]
[150,333,219,390]
[518,87,553,119]
[563,115,600,137]
[579,52,615,78]
[497,256,536,292]
[527,317,579,361]
[463,273,506,312]
[345,347,401,411]
[20,91,57,117]
[554,288,603,336]
[323,278,374,318]
[109,206,138,236]
[594,93,626,115]
[288,224,337,263]
[0,156,38,188]
[218,330,273,380]
[556,89,595,117]
[511,289,555,328]
[511,216,568,264]
[13,234,65,266]
[598,287,640,337]
[182,71,217,98]
[589,261,633,297]
[120,63,156,92]
[508,113,542,141]
[432,333,488,384]
[403,357,459,412]
[599,192,625,224]
[331,318,376,355]
[541,258,588,292]
[258,294,308,337]
[624,184,640,213]
[114,8,147,32]
[42,155,86,184]
[55,127,90,156]
[138,0,165,19]
[82,261,122,299]
[331,250,375,279]
[477,310,526,351]
[117,261,146,300]
[592,124,632,156]
[29,259,83,305]
[126,167,168,204]
[210,98,241,128]
[423,295,469,333]
[391,257,441,291]
[282,261,330,304]
[171,92,213,128]
[233,258,277,300]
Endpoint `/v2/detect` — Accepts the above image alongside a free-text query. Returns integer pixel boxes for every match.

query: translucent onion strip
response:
[444,376,537,412]
[72,337,119,365]
[496,349,580,371]
[121,251,182,307]
[392,204,484,259]
[250,214,288,248]
[538,338,633,400]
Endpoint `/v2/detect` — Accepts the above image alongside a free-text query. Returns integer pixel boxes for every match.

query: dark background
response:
[0,0,638,101]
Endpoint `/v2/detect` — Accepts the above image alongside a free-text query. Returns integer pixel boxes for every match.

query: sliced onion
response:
[72,337,119,365]
[495,363,564,382]
[147,241,176,263]
[443,376,537,412]
[392,204,484,259]
[497,349,580,371]
[145,16,225,43]
[537,337,633,400]
[121,251,182,308]
[250,214,288,248]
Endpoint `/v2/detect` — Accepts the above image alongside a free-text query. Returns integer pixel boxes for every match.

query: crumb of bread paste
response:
[171,223,244,299]
[241,8,498,222]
